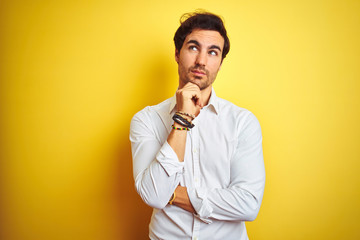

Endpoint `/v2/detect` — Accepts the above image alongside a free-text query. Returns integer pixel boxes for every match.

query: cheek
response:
[178,61,189,76]
[180,53,195,65]
[209,63,221,73]
[180,60,191,71]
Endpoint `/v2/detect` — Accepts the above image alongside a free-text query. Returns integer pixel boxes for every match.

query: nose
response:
[195,51,207,66]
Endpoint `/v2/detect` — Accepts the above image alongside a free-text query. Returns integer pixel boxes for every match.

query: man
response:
[130,11,265,240]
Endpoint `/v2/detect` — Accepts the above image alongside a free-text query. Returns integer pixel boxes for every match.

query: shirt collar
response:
[168,87,219,115]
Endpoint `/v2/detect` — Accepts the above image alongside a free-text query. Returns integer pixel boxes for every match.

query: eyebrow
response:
[186,40,222,52]
[209,45,222,52]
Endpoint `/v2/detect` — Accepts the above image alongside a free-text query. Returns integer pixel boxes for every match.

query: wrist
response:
[173,122,187,129]
[177,108,196,119]
[176,111,195,121]
[172,113,194,129]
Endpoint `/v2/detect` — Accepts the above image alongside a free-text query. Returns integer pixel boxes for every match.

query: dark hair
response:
[174,11,230,60]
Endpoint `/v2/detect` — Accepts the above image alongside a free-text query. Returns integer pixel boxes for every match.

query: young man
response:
[130,12,265,240]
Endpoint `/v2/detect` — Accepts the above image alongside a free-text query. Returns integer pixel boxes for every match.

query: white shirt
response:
[130,89,265,240]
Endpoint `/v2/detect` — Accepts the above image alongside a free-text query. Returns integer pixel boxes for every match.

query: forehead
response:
[184,29,224,49]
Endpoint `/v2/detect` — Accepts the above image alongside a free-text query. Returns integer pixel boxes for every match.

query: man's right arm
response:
[130,83,202,209]
[130,112,184,209]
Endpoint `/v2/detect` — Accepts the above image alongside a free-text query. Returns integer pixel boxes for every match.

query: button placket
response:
[191,114,201,239]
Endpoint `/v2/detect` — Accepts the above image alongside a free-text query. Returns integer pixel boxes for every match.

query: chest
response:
[184,116,237,188]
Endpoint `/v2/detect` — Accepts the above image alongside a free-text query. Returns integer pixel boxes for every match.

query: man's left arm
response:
[173,112,265,222]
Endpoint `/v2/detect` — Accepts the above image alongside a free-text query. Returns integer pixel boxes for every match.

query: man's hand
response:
[173,185,196,213]
[176,82,203,117]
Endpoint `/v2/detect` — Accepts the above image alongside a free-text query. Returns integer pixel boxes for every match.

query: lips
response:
[191,69,206,75]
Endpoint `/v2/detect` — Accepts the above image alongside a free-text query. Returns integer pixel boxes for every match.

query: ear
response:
[175,49,179,63]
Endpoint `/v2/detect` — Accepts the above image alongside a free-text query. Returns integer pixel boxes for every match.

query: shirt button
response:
[193,149,197,153]
[195,178,199,182]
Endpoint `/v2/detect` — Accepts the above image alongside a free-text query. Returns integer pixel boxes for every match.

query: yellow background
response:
[1,0,359,239]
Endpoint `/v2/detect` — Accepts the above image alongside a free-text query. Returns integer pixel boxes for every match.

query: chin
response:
[189,80,202,88]
[182,76,209,90]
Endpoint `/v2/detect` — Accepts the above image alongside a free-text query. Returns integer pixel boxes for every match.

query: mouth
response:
[191,69,206,76]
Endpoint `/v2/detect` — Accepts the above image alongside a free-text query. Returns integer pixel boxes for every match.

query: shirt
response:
[130,89,265,240]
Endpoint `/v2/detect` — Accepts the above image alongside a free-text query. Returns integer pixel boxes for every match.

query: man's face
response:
[175,29,224,90]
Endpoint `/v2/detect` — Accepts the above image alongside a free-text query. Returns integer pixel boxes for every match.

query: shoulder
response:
[216,97,261,139]
[131,97,173,127]
[217,97,258,123]
[217,97,249,115]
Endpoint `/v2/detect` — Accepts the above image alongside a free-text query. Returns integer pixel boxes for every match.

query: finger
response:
[196,97,202,107]
[191,94,203,108]
[183,82,200,91]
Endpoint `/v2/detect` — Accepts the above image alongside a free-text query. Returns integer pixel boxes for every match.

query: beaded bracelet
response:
[172,114,195,129]
[172,125,189,131]
[168,192,176,205]
[176,111,195,120]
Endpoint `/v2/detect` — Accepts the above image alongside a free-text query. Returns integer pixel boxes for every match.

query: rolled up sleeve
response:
[130,110,184,209]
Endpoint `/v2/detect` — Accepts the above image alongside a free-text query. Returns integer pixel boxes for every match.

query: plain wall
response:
[1,0,359,239]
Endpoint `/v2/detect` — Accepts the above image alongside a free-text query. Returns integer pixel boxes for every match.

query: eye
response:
[189,46,198,51]
[209,50,218,56]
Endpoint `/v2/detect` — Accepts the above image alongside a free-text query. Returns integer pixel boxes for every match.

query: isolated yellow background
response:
[1,0,359,239]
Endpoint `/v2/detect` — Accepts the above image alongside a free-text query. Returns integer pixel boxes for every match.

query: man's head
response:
[174,11,230,90]
[174,12,230,61]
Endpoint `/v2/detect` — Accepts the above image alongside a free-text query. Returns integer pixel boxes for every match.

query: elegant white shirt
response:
[130,89,265,240]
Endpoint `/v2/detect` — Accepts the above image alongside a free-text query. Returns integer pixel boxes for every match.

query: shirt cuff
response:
[156,140,184,177]
[188,187,213,224]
